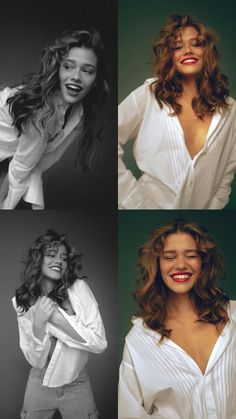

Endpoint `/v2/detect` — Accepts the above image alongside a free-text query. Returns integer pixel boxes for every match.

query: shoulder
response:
[69,279,97,302]
[131,78,156,101]
[0,86,19,104]
[126,316,159,342]
[12,296,26,316]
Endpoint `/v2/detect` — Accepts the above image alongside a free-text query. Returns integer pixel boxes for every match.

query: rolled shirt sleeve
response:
[2,119,46,209]
[118,83,158,209]
[48,280,107,353]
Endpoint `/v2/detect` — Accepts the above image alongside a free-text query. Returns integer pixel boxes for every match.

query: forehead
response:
[163,232,197,250]
[175,25,200,41]
[64,46,97,66]
[44,242,67,254]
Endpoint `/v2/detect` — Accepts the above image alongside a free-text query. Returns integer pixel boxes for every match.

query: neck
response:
[181,77,198,99]
[167,293,197,320]
[41,278,55,296]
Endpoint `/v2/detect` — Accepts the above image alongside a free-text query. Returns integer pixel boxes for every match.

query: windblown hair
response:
[135,218,229,341]
[7,29,110,171]
[15,229,84,312]
[152,15,229,118]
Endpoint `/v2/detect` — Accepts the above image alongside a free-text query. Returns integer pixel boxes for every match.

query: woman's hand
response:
[33,296,57,341]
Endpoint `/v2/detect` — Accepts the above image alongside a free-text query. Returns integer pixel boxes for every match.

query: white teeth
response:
[182,59,197,64]
[66,84,82,92]
[172,274,191,279]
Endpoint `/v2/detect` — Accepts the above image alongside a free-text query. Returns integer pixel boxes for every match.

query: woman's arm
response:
[118,84,158,209]
[119,344,164,419]
[12,297,52,368]
[49,308,86,343]
[47,280,107,353]
[207,129,236,209]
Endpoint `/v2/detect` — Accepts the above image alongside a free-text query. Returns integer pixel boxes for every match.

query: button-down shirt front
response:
[13,280,107,387]
[118,79,236,209]
[0,87,84,209]
[119,301,236,419]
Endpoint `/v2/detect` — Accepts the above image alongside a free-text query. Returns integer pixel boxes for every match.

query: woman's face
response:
[59,46,97,105]
[172,26,205,78]
[159,232,202,295]
[42,243,68,281]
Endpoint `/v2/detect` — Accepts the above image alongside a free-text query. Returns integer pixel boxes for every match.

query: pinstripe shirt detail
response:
[118,79,236,209]
[119,301,236,419]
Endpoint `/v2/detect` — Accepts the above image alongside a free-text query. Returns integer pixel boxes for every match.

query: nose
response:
[175,255,187,270]
[183,42,194,55]
[71,67,81,81]
[53,255,62,264]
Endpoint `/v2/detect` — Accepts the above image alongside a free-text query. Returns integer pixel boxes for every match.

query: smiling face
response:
[59,46,97,105]
[159,232,202,295]
[172,26,205,78]
[42,243,68,281]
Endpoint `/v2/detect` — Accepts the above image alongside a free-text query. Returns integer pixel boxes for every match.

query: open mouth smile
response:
[170,272,192,282]
[65,84,83,94]
[180,57,199,65]
[49,264,62,273]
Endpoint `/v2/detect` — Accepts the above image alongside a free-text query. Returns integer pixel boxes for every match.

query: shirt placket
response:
[202,373,218,419]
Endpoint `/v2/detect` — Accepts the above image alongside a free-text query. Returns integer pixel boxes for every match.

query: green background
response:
[119,210,236,359]
[119,0,236,208]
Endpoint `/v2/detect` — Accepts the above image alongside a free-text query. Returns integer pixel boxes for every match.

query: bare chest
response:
[62,298,76,315]
[177,110,213,159]
[166,321,223,374]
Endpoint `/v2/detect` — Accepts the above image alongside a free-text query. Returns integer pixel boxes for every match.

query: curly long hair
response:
[7,29,110,171]
[135,218,229,341]
[152,15,229,118]
[15,229,84,312]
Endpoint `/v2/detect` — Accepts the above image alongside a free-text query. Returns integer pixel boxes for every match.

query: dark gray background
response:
[0,209,117,418]
[0,0,117,209]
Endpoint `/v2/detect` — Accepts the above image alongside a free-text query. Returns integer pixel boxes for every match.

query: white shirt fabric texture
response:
[118,79,236,209]
[0,87,84,209]
[119,300,236,419]
[12,279,107,388]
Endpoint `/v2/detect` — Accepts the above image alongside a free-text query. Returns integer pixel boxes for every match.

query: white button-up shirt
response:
[13,280,107,387]
[0,87,84,209]
[118,79,236,209]
[119,301,236,419]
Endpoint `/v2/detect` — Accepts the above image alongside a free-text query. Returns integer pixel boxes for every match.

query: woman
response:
[119,218,236,418]
[13,229,107,418]
[118,15,236,209]
[0,29,109,209]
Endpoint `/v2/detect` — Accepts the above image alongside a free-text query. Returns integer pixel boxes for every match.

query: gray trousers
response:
[21,367,98,419]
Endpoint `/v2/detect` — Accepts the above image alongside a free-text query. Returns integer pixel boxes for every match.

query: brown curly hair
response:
[152,15,229,119]
[134,218,229,341]
[15,229,85,312]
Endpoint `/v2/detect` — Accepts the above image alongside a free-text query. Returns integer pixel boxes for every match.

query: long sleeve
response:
[2,119,46,209]
[119,344,164,419]
[48,280,107,353]
[118,83,158,209]
[12,297,51,368]
[207,129,236,209]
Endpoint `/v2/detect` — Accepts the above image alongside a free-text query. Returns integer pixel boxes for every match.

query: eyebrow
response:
[162,249,198,253]
[63,58,96,69]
